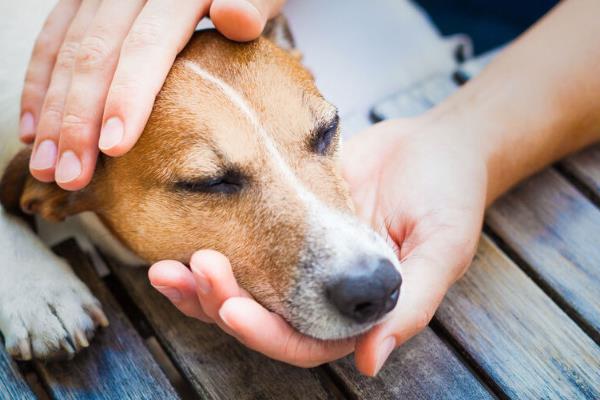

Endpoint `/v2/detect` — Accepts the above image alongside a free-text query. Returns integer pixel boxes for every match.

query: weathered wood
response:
[35,241,179,400]
[561,144,600,197]
[486,169,600,342]
[330,328,494,399]
[436,235,600,399]
[0,349,36,400]
[111,262,336,400]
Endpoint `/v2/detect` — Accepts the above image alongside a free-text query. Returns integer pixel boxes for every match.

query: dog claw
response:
[8,339,32,361]
[60,338,76,359]
[74,329,89,348]
[88,305,109,328]
[19,339,32,361]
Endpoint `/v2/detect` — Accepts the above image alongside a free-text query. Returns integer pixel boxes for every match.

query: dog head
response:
[2,24,401,340]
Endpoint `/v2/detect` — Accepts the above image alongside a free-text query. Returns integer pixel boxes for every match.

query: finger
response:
[30,0,100,182]
[189,250,242,321]
[55,0,145,190]
[20,0,80,143]
[354,254,451,377]
[210,0,286,41]
[149,260,213,322]
[98,0,210,157]
[219,297,354,367]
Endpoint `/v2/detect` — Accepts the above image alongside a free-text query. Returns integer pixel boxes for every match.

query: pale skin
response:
[22,0,285,190]
[24,0,600,375]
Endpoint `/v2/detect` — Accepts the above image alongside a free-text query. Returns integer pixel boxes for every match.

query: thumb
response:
[354,255,450,376]
[210,0,286,41]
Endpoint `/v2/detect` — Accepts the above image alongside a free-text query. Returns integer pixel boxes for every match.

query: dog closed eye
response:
[175,169,246,195]
[310,113,340,155]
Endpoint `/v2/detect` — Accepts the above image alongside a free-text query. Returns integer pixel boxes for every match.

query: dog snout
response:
[326,258,402,324]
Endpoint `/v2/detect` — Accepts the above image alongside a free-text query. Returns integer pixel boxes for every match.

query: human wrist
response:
[414,103,499,203]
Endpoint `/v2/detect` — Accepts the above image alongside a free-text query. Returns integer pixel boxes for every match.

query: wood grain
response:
[486,169,600,342]
[35,241,179,400]
[110,262,336,400]
[0,350,36,400]
[330,328,494,399]
[561,144,600,197]
[437,235,600,399]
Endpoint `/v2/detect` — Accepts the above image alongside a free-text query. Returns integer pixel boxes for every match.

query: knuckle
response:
[415,308,433,331]
[32,32,56,60]
[21,80,46,102]
[61,112,91,129]
[76,34,113,72]
[56,41,80,71]
[60,114,91,143]
[108,76,143,99]
[124,17,164,51]
[41,99,65,124]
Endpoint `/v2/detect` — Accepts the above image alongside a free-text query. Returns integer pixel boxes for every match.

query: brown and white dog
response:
[0,12,401,360]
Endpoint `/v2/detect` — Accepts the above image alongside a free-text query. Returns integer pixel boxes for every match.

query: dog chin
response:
[282,303,390,341]
[298,320,378,341]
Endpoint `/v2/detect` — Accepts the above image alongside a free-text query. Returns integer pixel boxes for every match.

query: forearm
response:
[425,0,600,205]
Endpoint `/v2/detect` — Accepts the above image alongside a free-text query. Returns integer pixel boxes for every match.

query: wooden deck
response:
[2,145,600,399]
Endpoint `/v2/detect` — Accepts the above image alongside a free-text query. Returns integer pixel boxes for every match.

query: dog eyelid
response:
[174,169,246,195]
[310,113,340,155]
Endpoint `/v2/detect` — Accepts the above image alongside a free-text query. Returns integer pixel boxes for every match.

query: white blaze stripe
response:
[183,61,313,202]
[183,60,400,272]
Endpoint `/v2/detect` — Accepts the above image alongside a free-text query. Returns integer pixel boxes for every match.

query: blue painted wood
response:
[561,144,600,197]
[437,235,600,399]
[35,241,178,400]
[487,169,600,342]
[111,262,334,400]
[330,328,494,399]
[0,348,36,400]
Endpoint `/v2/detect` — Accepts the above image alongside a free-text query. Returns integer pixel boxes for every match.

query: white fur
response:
[76,212,146,267]
[0,0,105,360]
[184,61,400,339]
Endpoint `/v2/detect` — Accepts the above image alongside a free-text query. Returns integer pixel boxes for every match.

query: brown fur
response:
[1,30,351,313]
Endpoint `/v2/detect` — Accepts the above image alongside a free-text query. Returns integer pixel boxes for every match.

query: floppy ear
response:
[262,14,302,60]
[0,147,90,222]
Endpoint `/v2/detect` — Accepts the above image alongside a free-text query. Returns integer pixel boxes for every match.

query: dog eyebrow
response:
[182,60,324,204]
[183,61,263,133]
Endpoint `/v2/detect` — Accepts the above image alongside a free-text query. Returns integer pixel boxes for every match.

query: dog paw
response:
[0,277,108,361]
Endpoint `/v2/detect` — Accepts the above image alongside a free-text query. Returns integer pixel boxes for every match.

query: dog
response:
[0,11,402,361]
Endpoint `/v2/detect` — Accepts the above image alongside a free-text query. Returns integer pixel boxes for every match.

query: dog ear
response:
[0,147,90,222]
[262,14,302,60]
[0,147,31,216]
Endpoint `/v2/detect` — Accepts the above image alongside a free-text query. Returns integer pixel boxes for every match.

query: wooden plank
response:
[330,328,494,399]
[436,235,600,399]
[486,169,600,342]
[35,241,179,400]
[561,144,600,197]
[111,262,336,400]
[0,350,36,400]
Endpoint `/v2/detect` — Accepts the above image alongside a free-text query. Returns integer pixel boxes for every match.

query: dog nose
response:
[327,258,401,323]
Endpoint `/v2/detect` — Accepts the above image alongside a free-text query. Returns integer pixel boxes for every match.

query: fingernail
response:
[373,336,396,376]
[153,285,183,302]
[191,266,212,295]
[30,139,57,170]
[99,117,124,151]
[20,112,35,139]
[218,307,232,328]
[55,150,82,183]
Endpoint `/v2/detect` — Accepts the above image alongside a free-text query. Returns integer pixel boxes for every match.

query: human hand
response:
[148,250,355,367]
[148,115,488,373]
[23,0,285,190]
[342,116,488,375]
